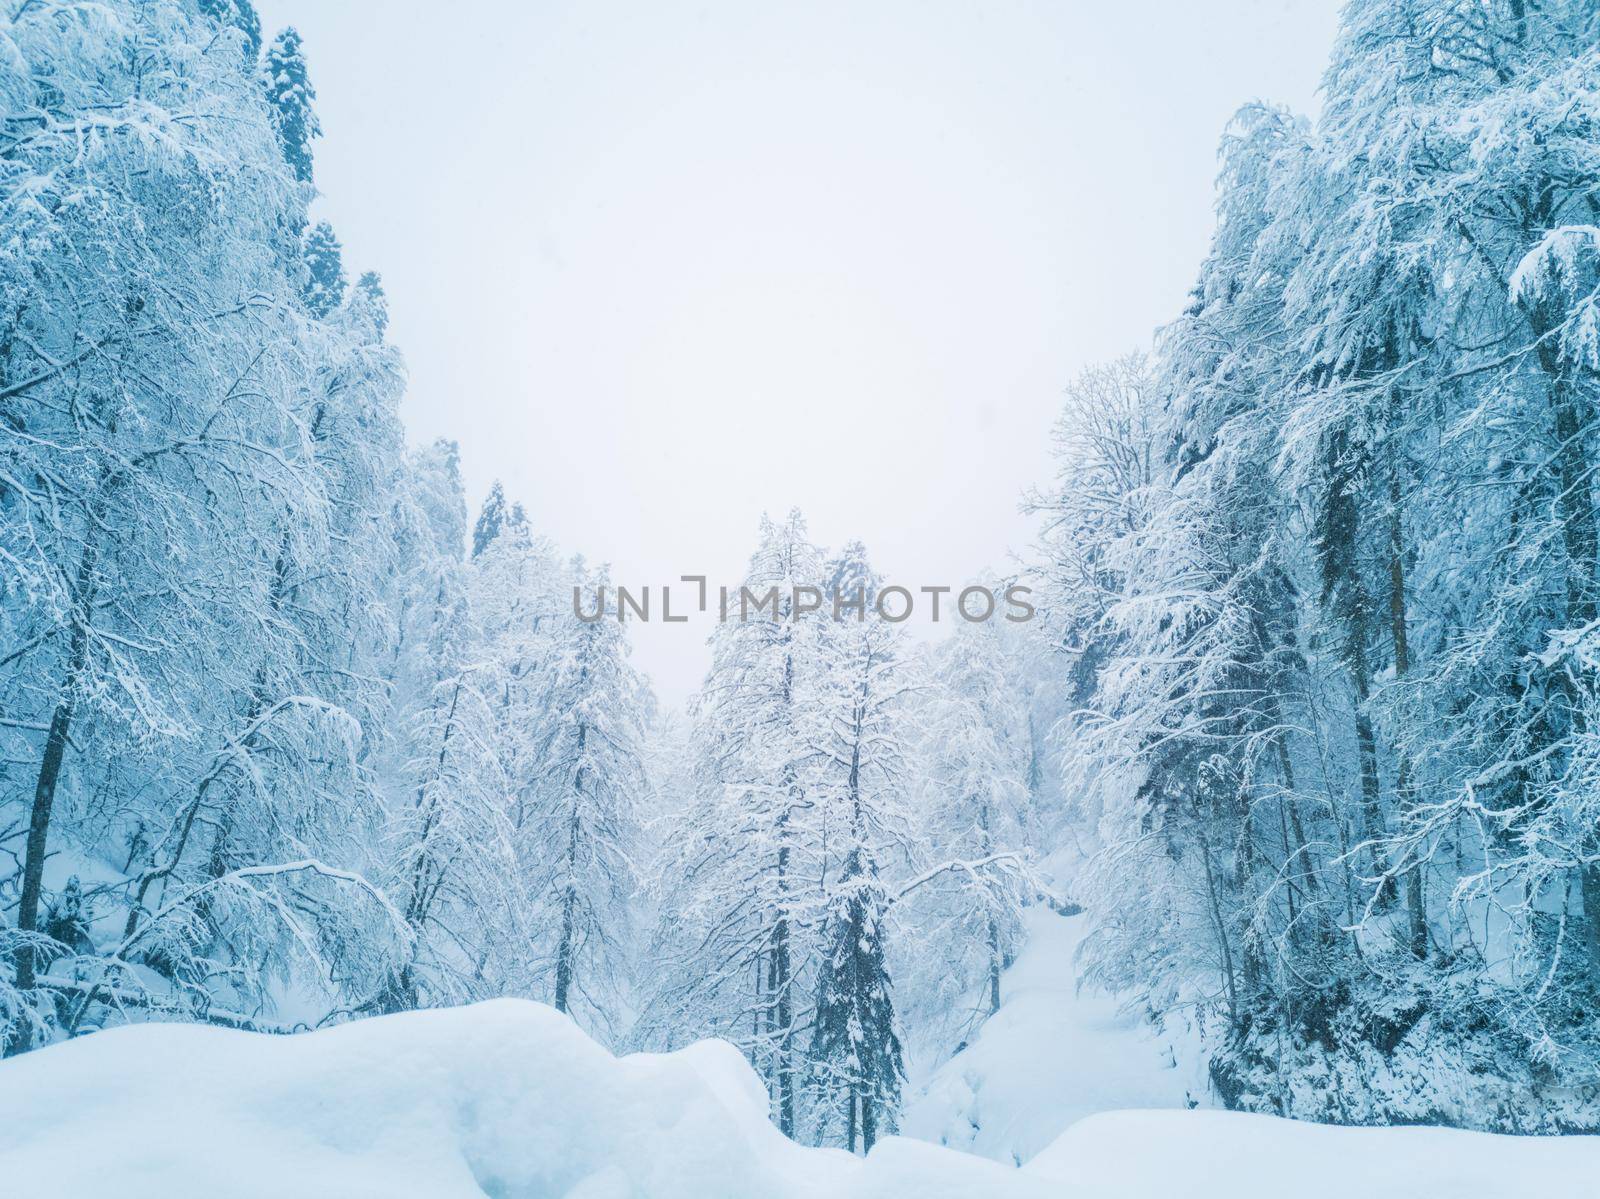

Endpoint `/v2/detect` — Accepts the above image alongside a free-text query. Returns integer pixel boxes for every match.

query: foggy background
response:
[254,0,1339,704]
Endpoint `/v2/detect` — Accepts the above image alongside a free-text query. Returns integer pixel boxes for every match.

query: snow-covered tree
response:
[201,0,263,60]
[353,271,390,338]
[302,221,348,318]
[520,559,650,1026]
[472,480,510,559]
[264,27,320,184]
[1034,0,1600,1130]
[637,512,830,1136]
[0,0,405,1051]
[908,616,1036,1027]
[807,545,912,1151]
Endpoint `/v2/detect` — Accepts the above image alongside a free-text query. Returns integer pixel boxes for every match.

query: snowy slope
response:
[903,906,1209,1165]
[3,997,1597,1199]
[0,999,1051,1199]
[1032,1109,1600,1198]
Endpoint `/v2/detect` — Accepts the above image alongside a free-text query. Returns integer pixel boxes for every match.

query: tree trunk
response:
[977,799,1002,1014]
[553,886,576,1014]
[1387,426,1427,959]
[554,729,586,1015]
[987,915,1003,1016]
[13,537,97,1006]
[1346,644,1391,905]
[1199,830,1240,1035]
[1546,364,1600,977]
[772,844,795,1137]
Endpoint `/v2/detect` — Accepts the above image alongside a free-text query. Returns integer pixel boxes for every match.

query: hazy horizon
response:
[254,0,1340,704]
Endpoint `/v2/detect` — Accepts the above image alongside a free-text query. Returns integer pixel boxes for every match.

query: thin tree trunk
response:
[553,885,577,1013]
[553,727,586,1015]
[1525,266,1600,971]
[1275,737,1320,898]
[772,839,795,1137]
[772,639,798,1137]
[1199,830,1240,1034]
[1346,644,1390,903]
[1387,437,1427,959]
[14,537,97,1003]
[987,915,1003,1016]
[977,799,1002,1014]
[1549,367,1600,975]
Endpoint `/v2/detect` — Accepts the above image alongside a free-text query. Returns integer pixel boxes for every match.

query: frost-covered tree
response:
[637,512,830,1136]
[1036,0,1600,1130]
[353,271,390,338]
[264,27,320,184]
[0,0,406,1051]
[521,559,650,1025]
[302,220,348,318]
[909,616,1036,1025]
[201,0,263,60]
[472,480,510,559]
[0,0,665,1064]
[807,545,912,1151]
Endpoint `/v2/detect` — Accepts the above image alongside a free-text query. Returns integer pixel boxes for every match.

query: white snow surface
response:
[2,994,1598,1198]
[903,906,1209,1165]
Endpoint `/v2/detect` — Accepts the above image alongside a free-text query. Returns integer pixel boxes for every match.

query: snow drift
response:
[1,999,1596,1199]
[903,907,1209,1165]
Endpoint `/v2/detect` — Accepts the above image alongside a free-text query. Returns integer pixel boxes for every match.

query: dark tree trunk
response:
[554,727,587,1015]
[13,537,97,1011]
[1387,425,1427,959]
[771,852,795,1137]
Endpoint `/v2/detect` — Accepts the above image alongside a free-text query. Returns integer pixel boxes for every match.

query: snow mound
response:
[1,997,1596,1198]
[0,999,1048,1199]
[903,907,1208,1164]
[1034,1109,1600,1199]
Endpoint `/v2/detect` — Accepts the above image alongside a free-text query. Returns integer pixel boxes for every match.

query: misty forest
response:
[4,1,1600,1196]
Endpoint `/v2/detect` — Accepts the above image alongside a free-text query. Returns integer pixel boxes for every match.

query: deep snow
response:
[2,996,1597,1198]
[902,906,1208,1164]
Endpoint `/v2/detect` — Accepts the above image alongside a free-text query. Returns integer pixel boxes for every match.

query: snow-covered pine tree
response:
[302,220,348,318]
[264,27,320,184]
[472,480,510,559]
[353,271,390,338]
[811,873,903,1152]
[200,0,263,60]
[807,544,911,1151]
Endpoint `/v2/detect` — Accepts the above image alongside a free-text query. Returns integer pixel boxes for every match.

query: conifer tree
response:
[201,0,263,60]
[265,27,320,184]
[472,481,509,559]
[302,221,348,317]
[808,544,910,1150]
[353,271,390,338]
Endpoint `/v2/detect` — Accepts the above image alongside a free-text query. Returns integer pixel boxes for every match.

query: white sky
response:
[255,0,1340,705]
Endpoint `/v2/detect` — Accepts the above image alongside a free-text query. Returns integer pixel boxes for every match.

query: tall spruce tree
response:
[472,481,510,559]
[264,27,320,184]
[302,221,348,317]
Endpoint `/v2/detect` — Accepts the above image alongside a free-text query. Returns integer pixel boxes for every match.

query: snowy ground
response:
[902,906,1209,1165]
[2,994,1597,1198]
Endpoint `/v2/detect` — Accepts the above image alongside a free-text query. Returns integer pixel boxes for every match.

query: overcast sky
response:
[255,0,1340,704]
